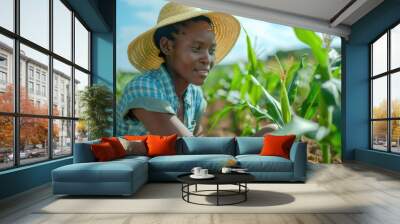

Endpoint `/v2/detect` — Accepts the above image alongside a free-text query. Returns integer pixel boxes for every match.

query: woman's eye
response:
[192,47,201,52]
[209,49,216,55]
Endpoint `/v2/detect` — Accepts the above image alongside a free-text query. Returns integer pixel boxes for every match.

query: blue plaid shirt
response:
[117,65,207,135]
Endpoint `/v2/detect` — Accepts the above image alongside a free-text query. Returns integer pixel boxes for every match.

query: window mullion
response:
[388,30,391,153]
[13,0,20,167]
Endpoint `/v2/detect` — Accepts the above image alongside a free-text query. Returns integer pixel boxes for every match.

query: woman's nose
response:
[200,51,213,65]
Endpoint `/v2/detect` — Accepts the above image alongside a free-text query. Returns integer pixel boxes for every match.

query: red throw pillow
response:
[101,137,126,158]
[260,134,296,159]
[146,134,177,157]
[91,142,117,161]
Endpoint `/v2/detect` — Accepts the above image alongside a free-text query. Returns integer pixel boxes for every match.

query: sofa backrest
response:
[177,137,236,155]
[235,137,263,155]
[73,139,100,163]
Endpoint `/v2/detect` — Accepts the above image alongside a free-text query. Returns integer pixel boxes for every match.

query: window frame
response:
[370,20,400,154]
[0,0,92,171]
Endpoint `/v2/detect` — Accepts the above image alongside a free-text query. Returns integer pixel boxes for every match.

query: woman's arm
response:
[131,108,194,137]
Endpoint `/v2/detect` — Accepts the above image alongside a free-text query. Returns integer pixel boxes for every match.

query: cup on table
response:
[221,167,232,174]
[199,169,208,176]
[191,167,202,176]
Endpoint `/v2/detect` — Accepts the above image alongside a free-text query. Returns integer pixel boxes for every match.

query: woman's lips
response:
[195,69,209,78]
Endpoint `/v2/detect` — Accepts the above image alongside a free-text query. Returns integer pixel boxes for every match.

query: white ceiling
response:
[173,0,384,38]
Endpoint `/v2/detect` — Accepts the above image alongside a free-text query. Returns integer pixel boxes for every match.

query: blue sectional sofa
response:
[52,137,307,196]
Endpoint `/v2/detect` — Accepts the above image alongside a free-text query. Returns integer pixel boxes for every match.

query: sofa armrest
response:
[73,140,100,163]
[289,142,307,181]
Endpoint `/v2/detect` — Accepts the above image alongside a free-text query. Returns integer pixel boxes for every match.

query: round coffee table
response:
[177,172,255,206]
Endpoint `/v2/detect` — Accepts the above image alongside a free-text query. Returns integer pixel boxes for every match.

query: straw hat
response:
[127,2,241,72]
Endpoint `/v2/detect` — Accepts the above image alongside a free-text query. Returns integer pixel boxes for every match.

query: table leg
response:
[245,183,247,201]
[217,184,219,206]
[195,184,197,192]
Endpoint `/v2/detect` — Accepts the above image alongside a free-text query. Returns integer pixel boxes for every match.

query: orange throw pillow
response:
[124,135,147,141]
[146,134,177,157]
[101,137,126,158]
[260,134,296,159]
[91,142,117,161]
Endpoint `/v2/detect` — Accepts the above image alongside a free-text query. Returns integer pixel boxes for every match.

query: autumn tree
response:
[0,84,59,151]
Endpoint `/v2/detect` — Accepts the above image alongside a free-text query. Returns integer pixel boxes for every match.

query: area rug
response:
[37,183,362,214]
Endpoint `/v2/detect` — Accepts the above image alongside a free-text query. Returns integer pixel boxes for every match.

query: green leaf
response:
[244,29,258,75]
[280,79,292,124]
[248,74,284,126]
[208,106,235,131]
[272,115,319,136]
[299,81,320,119]
[230,64,242,91]
[320,79,341,107]
[293,28,328,67]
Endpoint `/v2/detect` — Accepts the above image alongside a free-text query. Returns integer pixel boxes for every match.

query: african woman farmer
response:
[117,2,240,136]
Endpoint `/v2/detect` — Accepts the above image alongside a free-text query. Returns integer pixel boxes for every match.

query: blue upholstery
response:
[177,137,235,155]
[52,158,148,195]
[290,142,307,181]
[73,140,100,163]
[236,155,293,172]
[236,137,263,155]
[52,138,307,196]
[149,154,235,172]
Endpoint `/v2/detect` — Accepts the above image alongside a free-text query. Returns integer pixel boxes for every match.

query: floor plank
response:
[1,162,400,224]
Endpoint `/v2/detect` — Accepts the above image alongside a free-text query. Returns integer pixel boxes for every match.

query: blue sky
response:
[117,0,341,72]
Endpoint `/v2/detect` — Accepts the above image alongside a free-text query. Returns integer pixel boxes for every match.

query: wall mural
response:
[116,0,342,163]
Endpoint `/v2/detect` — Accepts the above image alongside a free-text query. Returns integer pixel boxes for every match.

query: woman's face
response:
[164,21,216,86]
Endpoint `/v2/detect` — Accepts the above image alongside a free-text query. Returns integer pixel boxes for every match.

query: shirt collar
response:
[160,64,192,106]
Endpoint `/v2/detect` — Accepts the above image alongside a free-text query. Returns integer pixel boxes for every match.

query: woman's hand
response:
[131,108,194,137]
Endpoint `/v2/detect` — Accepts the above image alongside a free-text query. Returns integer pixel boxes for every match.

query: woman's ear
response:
[159,37,173,56]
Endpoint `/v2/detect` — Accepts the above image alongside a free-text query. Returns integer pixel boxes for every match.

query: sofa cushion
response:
[101,137,127,158]
[177,137,236,155]
[236,137,263,155]
[147,134,177,157]
[148,154,235,172]
[53,157,148,182]
[236,155,293,172]
[260,134,296,159]
[91,142,118,161]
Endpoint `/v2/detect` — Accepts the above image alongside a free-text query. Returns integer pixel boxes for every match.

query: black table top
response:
[177,172,255,185]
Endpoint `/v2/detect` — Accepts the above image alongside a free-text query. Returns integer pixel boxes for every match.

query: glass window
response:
[372,33,387,76]
[0,34,14,113]
[28,81,34,94]
[20,44,49,115]
[53,0,72,60]
[0,54,7,67]
[0,0,14,32]
[391,24,400,70]
[372,77,387,119]
[0,0,91,170]
[20,0,49,49]
[391,72,400,118]
[53,59,72,116]
[391,120,400,153]
[372,121,388,151]
[20,117,49,165]
[0,116,14,170]
[53,119,72,158]
[28,67,34,80]
[371,25,400,154]
[75,120,88,143]
[74,18,89,70]
[74,69,89,118]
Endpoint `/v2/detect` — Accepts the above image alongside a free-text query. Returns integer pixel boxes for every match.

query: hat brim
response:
[127,11,241,72]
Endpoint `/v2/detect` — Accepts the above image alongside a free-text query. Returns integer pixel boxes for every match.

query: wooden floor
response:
[1,162,400,224]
